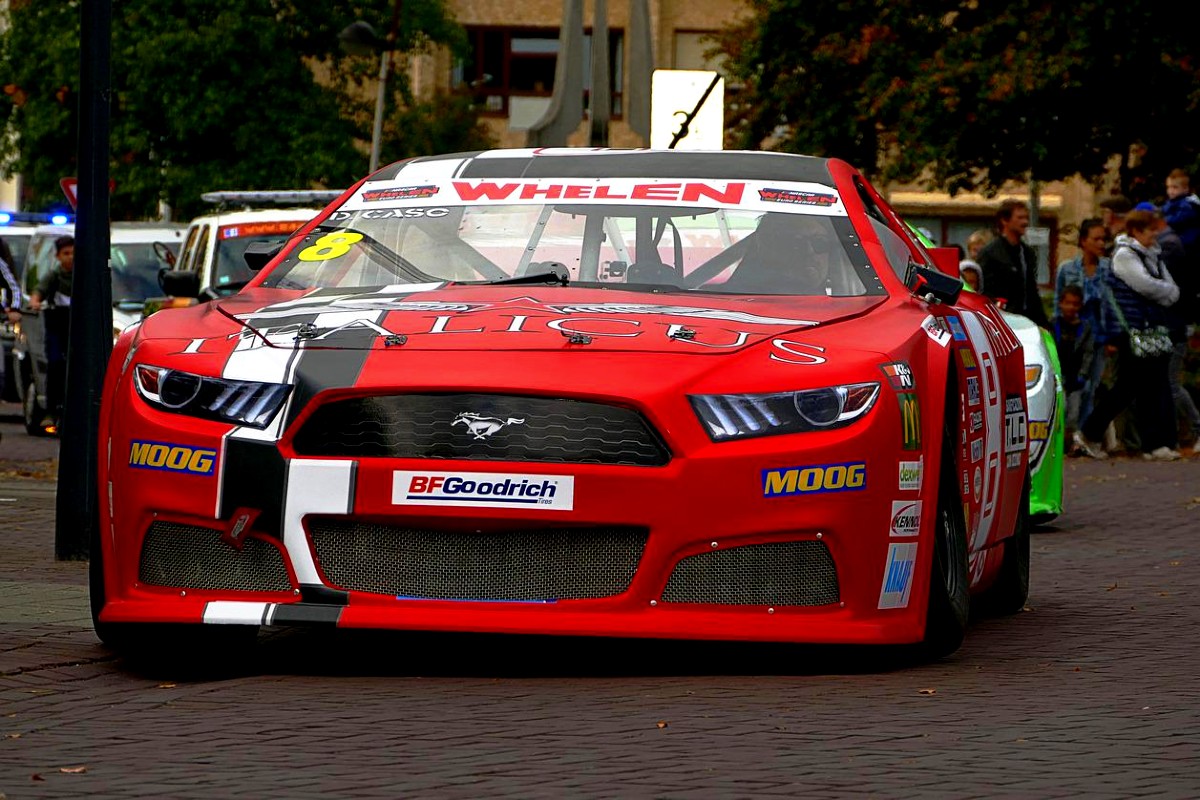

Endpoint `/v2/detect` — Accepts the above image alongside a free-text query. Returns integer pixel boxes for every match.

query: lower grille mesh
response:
[308,519,647,601]
[138,521,292,592]
[661,540,839,606]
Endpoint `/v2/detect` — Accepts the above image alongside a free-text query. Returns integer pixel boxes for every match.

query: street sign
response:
[650,70,724,150]
[60,177,77,208]
[59,177,115,209]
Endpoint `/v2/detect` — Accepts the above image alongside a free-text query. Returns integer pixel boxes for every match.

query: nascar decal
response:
[394,471,575,510]
[762,462,865,497]
[758,187,838,206]
[969,410,983,432]
[966,375,980,405]
[959,348,978,370]
[878,542,918,609]
[880,361,915,390]
[970,438,983,463]
[898,393,921,451]
[946,316,968,342]
[922,315,952,347]
[1004,395,1028,469]
[128,440,216,475]
[361,185,439,202]
[898,458,923,491]
[890,500,922,537]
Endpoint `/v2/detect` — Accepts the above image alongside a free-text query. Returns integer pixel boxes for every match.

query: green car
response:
[906,224,1064,522]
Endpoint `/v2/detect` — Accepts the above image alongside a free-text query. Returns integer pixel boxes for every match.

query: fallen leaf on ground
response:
[1105,582,1119,591]
[31,774,45,781]
[1022,605,1035,612]
[59,766,87,774]
[918,688,936,695]
[4,733,20,739]
[1169,560,1182,567]
[656,720,669,729]
[1073,667,1081,672]
[1158,592,1170,597]
[157,683,176,689]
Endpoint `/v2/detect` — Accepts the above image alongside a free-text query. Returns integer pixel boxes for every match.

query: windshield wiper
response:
[467,265,570,287]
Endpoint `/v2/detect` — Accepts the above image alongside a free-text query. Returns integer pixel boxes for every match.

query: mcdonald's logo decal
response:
[899,393,921,451]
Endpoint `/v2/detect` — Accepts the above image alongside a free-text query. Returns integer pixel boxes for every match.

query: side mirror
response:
[244,241,283,271]
[927,247,961,278]
[159,269,201,298]
[905,262,963,306]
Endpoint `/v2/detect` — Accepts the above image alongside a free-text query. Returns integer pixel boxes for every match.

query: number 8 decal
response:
[298,231,364,262]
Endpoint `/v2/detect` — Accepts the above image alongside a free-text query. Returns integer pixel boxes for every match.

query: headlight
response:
[1025,364,1043,389]
[134,365,291,429]
[690,382,880,442]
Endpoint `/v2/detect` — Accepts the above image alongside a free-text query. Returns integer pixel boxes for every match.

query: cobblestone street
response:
[2,409,1199,798]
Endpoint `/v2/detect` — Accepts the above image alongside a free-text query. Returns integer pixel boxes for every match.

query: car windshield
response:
[110,241,180,303]
[261,178,883,298]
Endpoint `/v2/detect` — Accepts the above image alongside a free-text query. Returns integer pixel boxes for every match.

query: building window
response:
[453,26,624,119]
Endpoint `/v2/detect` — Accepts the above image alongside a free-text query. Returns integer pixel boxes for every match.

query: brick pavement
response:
[2,426,1199,797]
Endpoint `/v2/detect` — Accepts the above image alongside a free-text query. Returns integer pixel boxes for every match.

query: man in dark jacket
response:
[977,199,1049,327]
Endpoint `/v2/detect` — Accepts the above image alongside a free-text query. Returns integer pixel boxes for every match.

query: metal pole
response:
[368,50,389,174]
[57,0,113,560]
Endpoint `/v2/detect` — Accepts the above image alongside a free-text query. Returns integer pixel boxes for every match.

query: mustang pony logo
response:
[453,412,526,440]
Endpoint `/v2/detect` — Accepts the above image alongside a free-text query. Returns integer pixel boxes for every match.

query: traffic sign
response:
[59,177,115,209]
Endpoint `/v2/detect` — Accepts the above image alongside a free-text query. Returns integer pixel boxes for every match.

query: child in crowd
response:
[1053,284,1094,438]
[1162,169,1200,254]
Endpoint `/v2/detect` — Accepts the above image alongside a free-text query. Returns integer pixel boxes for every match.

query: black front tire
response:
[977,475,1031,615]
[90,527,258,675]
[22,377,47,436]
[920,399,971,659]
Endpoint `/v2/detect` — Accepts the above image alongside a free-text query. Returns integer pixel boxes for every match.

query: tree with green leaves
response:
[717,0,1200,200]
[0,0,493,220]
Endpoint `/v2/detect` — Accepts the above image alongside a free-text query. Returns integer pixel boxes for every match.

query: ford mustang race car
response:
[93,149,1031,663]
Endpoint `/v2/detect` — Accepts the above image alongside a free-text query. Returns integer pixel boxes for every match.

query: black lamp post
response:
[338,20,393,174]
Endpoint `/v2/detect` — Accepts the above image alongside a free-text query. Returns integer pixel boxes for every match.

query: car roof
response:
[185,207,321,227]
[111,222,186,244]
[368,148,836,184]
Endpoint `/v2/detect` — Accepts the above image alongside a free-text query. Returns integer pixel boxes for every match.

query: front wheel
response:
[920,400,971,659]
[90,527,258,675]
[977,475,1031,616]
[22,377,48,436]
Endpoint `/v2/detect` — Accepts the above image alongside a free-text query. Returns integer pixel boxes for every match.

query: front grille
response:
[138,521,292,592]
[661,540,839,606]
[308,519,647,601]
[291,393,669,466]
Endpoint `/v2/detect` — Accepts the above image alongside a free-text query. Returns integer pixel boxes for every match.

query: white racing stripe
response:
[283,459,356,585]
[203,601,271,625]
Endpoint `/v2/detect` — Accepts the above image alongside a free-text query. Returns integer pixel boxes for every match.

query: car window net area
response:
[262,204,881,298]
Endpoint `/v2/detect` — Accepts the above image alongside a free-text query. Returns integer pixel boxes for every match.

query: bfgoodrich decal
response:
[393,471,574,510]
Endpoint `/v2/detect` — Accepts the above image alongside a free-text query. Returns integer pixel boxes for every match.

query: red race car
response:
[93,149,1030,662]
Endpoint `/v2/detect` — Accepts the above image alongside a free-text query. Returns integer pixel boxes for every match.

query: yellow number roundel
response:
[297,231,364,262]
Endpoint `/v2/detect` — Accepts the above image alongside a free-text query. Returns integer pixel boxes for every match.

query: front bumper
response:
[100,388,936,646]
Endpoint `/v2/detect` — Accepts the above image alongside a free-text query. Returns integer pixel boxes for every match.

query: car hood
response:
[213,285,886,355]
